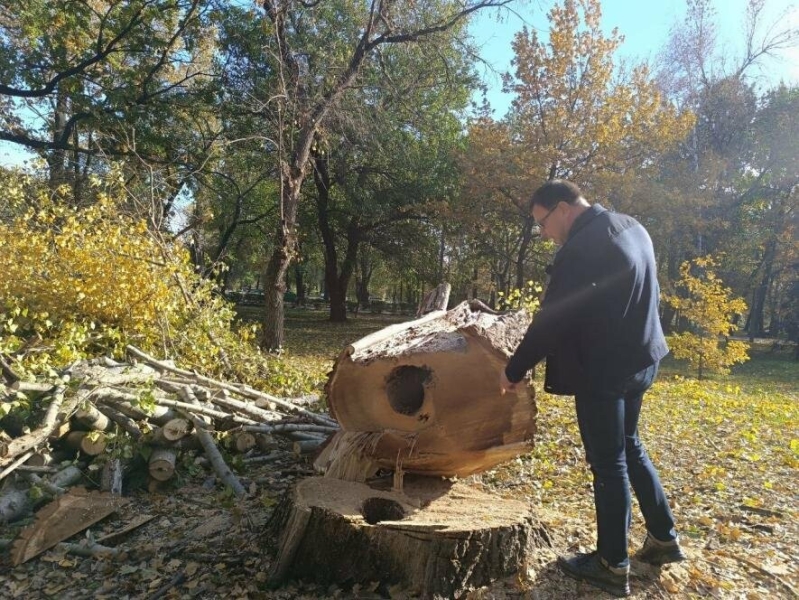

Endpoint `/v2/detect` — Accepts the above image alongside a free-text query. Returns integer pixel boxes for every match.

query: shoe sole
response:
[637,553,688,566]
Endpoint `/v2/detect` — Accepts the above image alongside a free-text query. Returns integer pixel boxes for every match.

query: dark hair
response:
[529,179,583,211]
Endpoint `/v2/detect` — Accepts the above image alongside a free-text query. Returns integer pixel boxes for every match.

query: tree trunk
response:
[294,263,306,306]
[266,476,549,597]
[515,215,535,290]
[313,152,361,323]
[47,87,69,193]
[261,232,293,351]
[747,238,776,341]
[356,251,374,309]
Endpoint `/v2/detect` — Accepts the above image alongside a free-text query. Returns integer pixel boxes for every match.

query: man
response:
[499,180,686,598]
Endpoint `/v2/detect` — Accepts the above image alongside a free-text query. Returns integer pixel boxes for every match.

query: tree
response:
[459,0,693,297]
[0,0,220,214]
[255,0,515,350]
[650,0,799,331]
[666,256,750,379]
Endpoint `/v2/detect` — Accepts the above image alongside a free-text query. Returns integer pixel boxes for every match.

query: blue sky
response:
[469,0,799,116]
[2,0,797,168]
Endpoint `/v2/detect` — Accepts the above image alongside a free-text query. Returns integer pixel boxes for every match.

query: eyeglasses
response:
[535,204,558,229]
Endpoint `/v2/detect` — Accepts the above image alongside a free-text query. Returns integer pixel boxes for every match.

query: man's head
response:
[530,179,590,245]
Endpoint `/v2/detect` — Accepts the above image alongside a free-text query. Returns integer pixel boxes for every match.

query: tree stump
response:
[267,476,548,598]
[317,300,537,479]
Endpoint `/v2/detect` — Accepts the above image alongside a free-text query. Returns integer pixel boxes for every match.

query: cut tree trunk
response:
[230,432,256,453]
[73,402,111,431]
[63,431,107,456]
[148,448,177,482]
[267,476,548,598]
[316,300,536,480]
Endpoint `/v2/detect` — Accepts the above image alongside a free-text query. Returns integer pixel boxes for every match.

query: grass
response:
[266,308,799,597]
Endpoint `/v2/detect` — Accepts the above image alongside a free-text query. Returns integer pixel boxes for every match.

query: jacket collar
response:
[567,203,606,242]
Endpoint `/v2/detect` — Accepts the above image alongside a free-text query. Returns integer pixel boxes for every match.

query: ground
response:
[1,310,797,599]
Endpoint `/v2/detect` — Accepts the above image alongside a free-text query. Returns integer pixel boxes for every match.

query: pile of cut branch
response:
[1,345,338,524]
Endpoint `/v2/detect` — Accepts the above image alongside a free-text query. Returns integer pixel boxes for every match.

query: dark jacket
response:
[505,204,668,395]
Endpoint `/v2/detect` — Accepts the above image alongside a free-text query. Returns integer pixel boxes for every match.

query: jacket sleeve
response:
[504,277,587,383]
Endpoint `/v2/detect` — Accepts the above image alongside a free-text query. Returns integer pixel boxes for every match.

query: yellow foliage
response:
[505,0,695,186]
[665,255,750,377]
[0,175,264,384]
[497,280,543,315]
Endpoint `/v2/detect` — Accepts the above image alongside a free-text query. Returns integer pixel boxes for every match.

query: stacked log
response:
[0,346,339,524]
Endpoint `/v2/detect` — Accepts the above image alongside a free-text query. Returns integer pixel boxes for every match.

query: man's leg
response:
[624,389,678,543]
[575,394,630,568]
[558,393,631,596]
[623,364,685,564]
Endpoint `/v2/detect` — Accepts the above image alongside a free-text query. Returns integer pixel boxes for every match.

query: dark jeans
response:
[575,362,677,569]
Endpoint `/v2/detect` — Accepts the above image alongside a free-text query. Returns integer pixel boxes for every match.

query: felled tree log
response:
[0,465,83,523]
[1,385,74,467]
[73,402,111,431]
[63,431,107,456]
[267,476,546,597]
[148,448,177,482]
[180,411,246,498]
[229,431,257,453]
[151,418,192,444]
[101,458,123,495]
[317,300,536,479]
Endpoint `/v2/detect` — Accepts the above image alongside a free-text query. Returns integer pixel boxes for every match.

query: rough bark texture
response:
[267,476,548,598]
[318,300,536,478]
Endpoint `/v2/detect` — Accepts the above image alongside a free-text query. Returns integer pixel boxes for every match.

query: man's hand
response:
[499,370,517,396]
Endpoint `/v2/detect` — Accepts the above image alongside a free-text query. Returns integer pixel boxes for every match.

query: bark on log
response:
[243,423,338,435]
[0,465,82,523]
[96,404,142,440]
[267,476,546,598]
[148,448,177,482]
[8,381,56,394]
[292,439,324,455]
[150,394,254,425]
[1,386,75,467]
[73,402,111,431]
[93,390,180,426]
[180,411,246,498]
[416,282,451,316]
[318,301,536,479]
[0,450,35,483]
[128,345,334,427]
[101,458,123,495]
